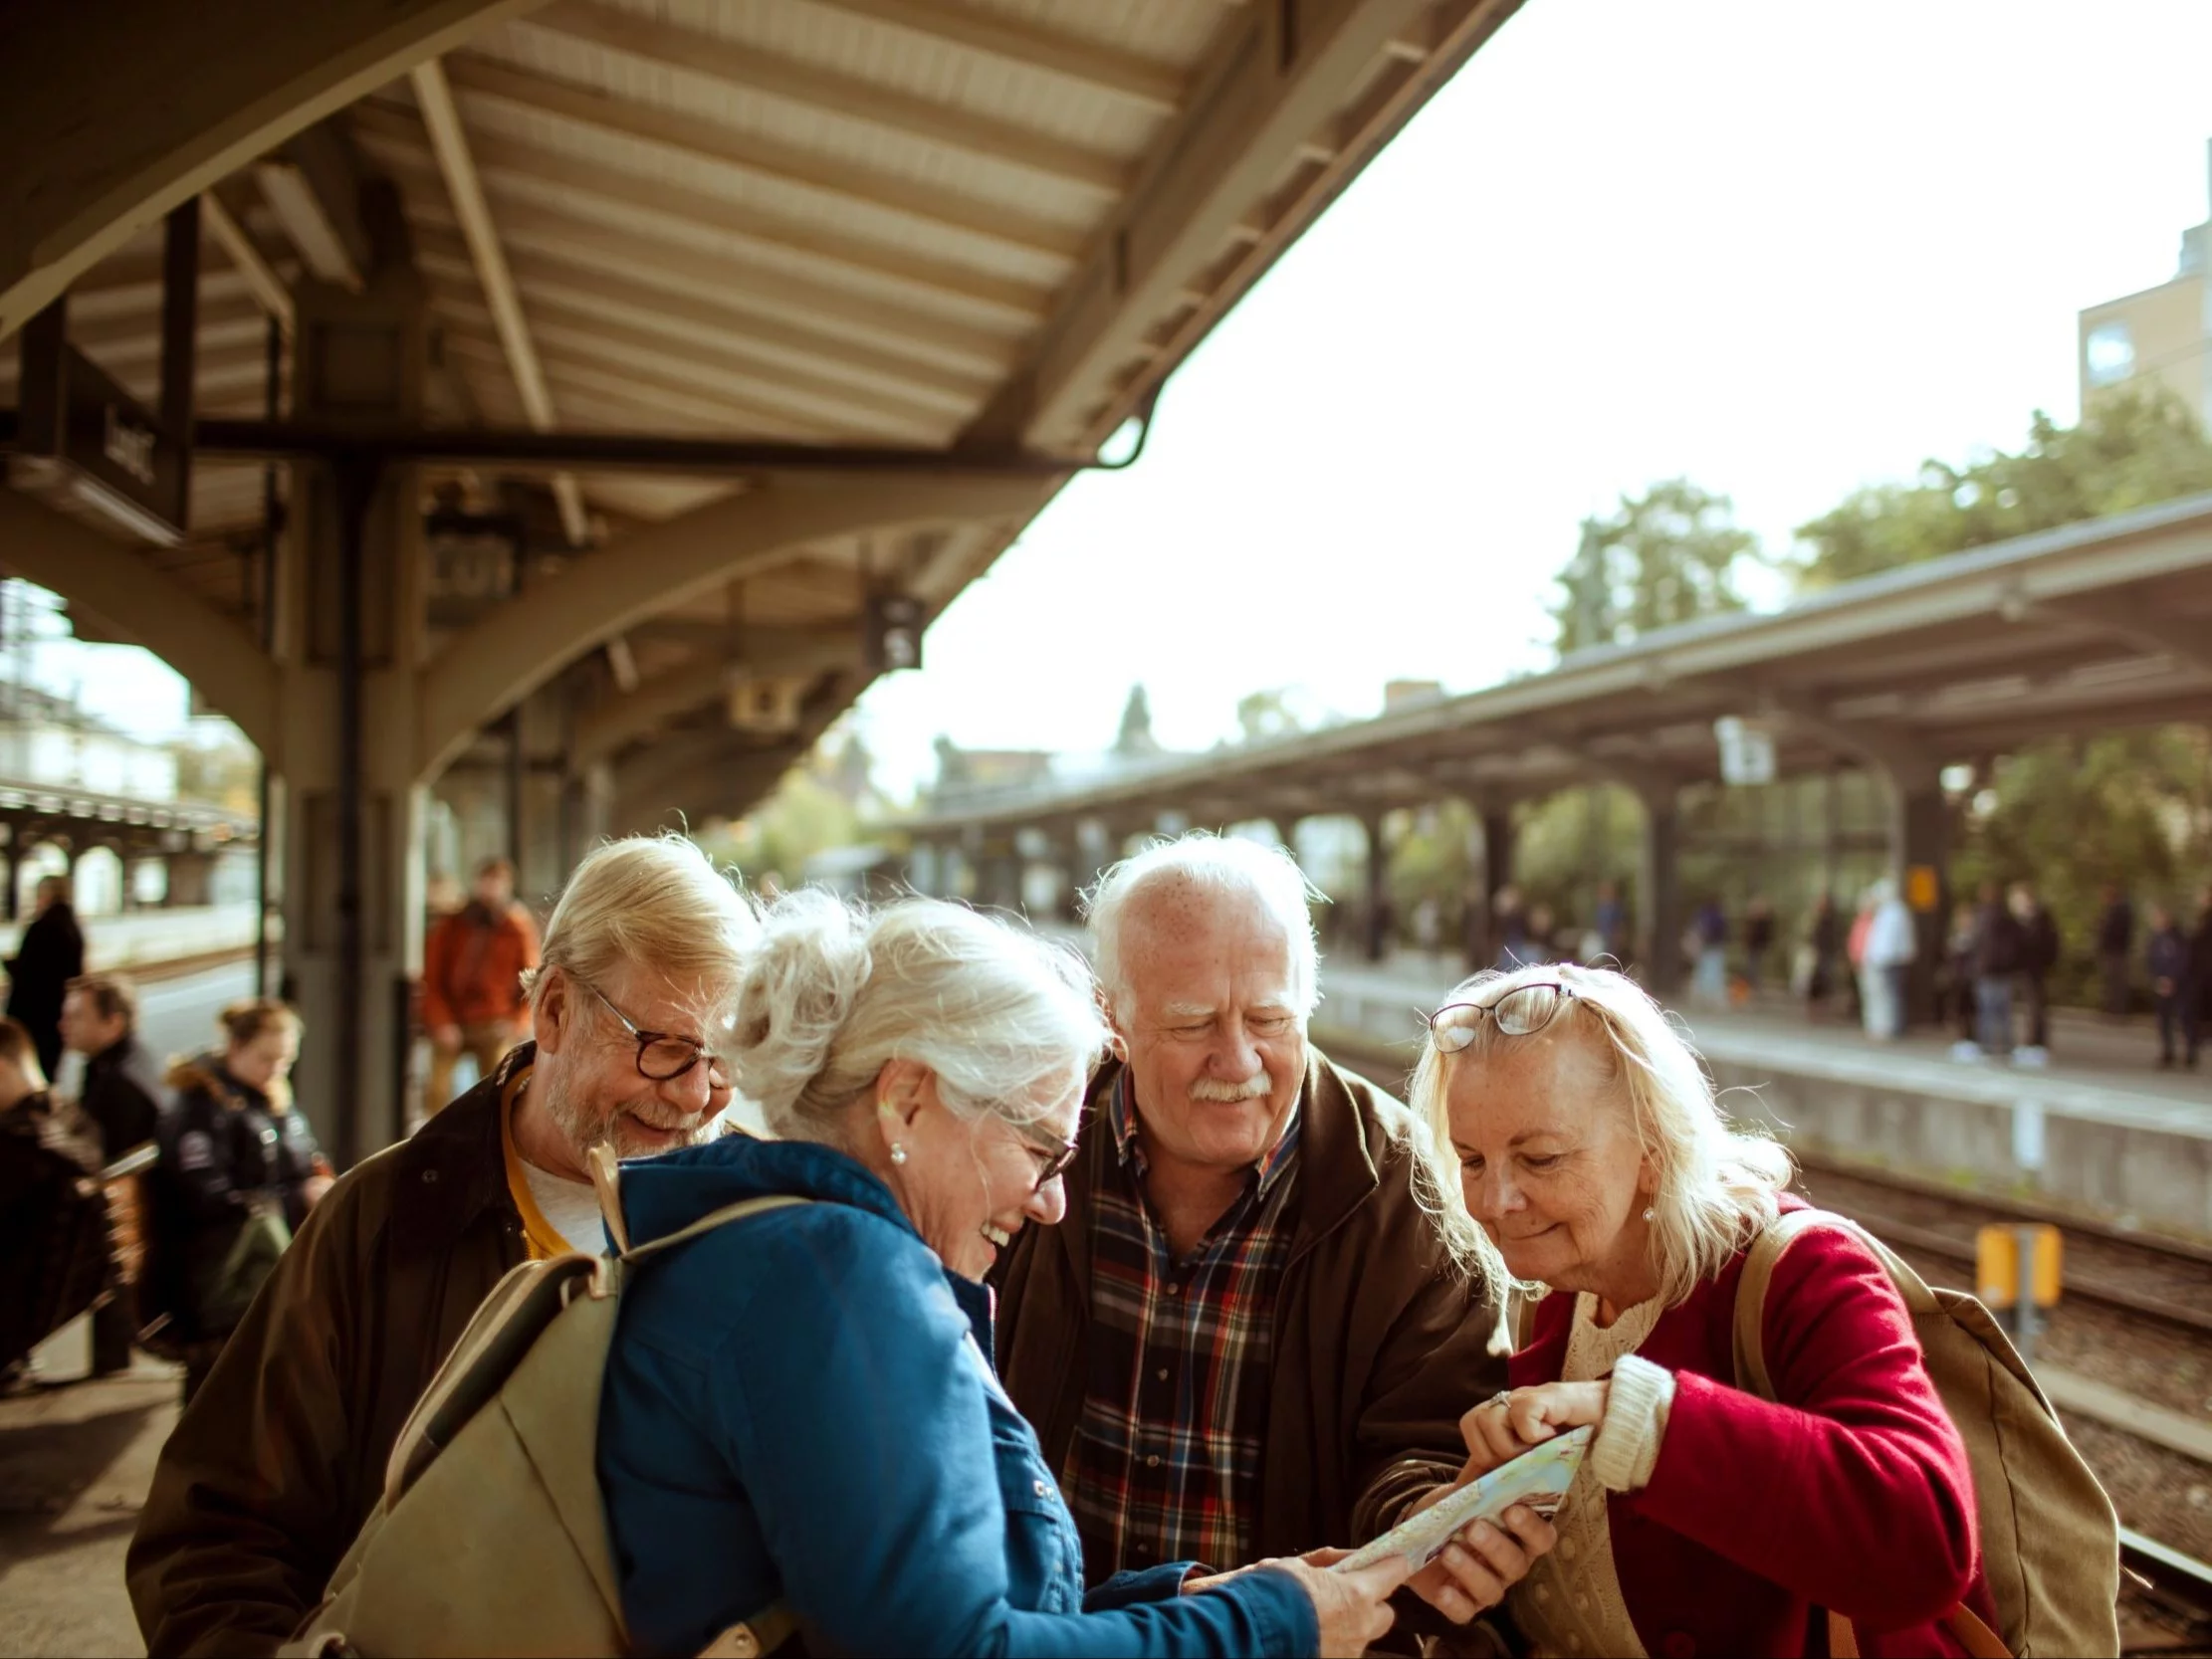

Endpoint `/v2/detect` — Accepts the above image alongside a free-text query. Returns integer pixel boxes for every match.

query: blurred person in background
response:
[1593,879,1628,963]
[1415,964,1997,1658]
[61,973,167,1376]
[1843,890,1876,1025]
[129,834,759,1658]
[598,891,1432,1658]
[2184,885,2212,1073]
[1967,882,2024,1063]
[2095,883,2133,1019]
[1860,881,1917,1042]
[1491,884,1531,971]
[2010,884,2059,1067]
[422,856,541,1112]
[0,1018,110,1385]
[1941,902,1980,1052]
[2147,905,2189,1070]
[1800,893,1841,1017]
[1688,898,1728,1007]
[7,874,85,1078]
[151,1000,324,1402]
[1742,895,1775,990]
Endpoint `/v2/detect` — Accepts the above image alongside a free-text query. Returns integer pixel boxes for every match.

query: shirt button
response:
[1560,1539,1577,1561]
[1165,1283,1181,1296]
[1661,1635,1697,1659]
[1033,1479,1050,1498]
[1155,1367,1169,1381]
[421,1168,439,1183]
[1146,1454,1161,1468]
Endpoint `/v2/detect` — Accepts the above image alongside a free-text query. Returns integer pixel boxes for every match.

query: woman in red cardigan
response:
[1409,962,1998,1658]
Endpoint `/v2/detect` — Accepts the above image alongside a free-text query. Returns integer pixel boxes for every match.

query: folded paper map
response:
[1333,1426,1593,1573]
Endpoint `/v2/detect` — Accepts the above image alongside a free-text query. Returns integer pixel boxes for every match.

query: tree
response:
[1551,480,1764,656]
[1794,384,2212,587]
[1235,689,1304,745]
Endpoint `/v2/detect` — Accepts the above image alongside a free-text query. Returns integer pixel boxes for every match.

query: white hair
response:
[1408,960,1793,1307]
[731,891,1106,1141]
[1083,833,1324,1017]
[522,834,760,1019]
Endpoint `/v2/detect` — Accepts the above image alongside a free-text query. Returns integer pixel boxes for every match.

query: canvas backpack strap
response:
[1731,1207,1853,1399]
[587,1142,630,1254]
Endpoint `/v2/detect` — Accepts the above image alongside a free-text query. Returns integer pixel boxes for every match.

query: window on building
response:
[2085,320,2135,386]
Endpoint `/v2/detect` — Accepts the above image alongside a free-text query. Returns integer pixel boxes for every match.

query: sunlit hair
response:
[1084,832,1323,1018]
[522,834,760,1023]
[730,890,1106,1141]
[1409,960,1793,1308]
[219,997,302,1048]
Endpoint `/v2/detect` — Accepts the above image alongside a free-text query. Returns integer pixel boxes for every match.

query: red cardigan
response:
[1509,1204,1999,1658]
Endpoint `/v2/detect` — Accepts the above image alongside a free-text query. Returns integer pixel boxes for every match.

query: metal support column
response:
[1638,786,1683,995]
[1362,811,1391,963]
[1888,772,1949,1028]
[1479,802,1514,967]
[332,454,378,1175]
[255,316,282,996]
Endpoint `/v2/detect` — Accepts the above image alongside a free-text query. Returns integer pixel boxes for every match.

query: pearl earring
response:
[1642,1206,1655,1222]
[890,1143,909,1165]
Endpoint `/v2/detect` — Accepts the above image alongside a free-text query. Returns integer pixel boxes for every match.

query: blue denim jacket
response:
[597,1134,1317,1658]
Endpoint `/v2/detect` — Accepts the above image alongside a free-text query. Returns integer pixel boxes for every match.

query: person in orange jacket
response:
[422,858,541,1112]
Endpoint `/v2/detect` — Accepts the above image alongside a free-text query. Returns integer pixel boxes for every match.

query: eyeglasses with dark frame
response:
[1012,1125,1081,1187]
[1425,981,1578,1051]
[578,976,733,1090]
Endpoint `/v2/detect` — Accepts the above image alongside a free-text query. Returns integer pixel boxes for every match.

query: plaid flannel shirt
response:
[1064,1070,1301,1579]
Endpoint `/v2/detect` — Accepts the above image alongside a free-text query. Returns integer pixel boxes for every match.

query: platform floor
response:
[0,1360,174,1659]
[1317,949,2212,1132]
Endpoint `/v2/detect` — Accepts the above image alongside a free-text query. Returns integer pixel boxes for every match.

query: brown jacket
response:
[127,1052,530,1657]
[421,900,540,1031]
[994,1048,1508,1567]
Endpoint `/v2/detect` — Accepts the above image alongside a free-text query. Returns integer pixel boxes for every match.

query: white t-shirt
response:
[522,1158,606,1254]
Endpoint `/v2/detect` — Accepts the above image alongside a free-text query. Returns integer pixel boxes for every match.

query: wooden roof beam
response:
[437,55,1084,267]
[524,1,1127,196]
[351,101,1048,322]
[410,55,589,545]
[805,0,1186,111]
[200,192,296,337]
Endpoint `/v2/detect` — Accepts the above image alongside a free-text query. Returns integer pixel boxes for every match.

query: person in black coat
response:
[7,877,85,1079]
[2011,883,2061,1059]
[2095,884,2134,1018]
[150,999,328,1401]
[61,973,169,1374]
[2184,885,2212,1073]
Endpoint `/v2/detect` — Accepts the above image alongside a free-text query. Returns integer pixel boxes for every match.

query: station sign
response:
[10,309,188,545]
[1712,716,1777,786]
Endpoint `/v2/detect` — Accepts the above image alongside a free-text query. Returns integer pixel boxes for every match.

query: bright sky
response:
[28,1,2212,787]
[852,0,2212,798]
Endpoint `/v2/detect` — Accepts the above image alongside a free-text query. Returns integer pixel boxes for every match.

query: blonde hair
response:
[524,835,760,1015]
[1409,961,1792,1308]
[732,891,1105,1141]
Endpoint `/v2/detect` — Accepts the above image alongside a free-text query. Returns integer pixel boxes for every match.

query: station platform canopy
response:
[1,0,1524,826]
[908,491,2212,838]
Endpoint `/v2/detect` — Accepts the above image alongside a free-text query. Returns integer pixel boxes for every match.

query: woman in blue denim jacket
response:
[598,894,1409,1658]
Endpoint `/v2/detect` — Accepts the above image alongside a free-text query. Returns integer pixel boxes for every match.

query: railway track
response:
[2122,1527,2212,1646]
[1791,1155,2212,1337]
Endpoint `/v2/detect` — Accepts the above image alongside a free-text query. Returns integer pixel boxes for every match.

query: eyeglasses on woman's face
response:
[1011,1125,1081,1187]
[1426,981,1577,1051]
[579,976,733,1090]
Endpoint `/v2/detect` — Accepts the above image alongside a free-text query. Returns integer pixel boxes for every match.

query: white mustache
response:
[1190,1072,1271,1103]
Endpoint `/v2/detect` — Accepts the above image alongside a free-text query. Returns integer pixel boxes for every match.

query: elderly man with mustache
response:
[995,834,1550,1641]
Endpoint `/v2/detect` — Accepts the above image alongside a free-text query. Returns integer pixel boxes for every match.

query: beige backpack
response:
[281,1151,804,1659]
[1734,1209,2121,1659]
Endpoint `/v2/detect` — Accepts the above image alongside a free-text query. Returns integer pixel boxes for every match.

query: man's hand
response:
[1458,1380,1609,1476]
[1400,1492,1558,1623]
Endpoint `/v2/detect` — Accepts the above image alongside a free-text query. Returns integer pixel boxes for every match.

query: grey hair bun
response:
[728,889,872,1130]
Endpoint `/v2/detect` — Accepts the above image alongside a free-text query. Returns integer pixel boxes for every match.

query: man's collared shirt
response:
[1066,1069,1301,1578]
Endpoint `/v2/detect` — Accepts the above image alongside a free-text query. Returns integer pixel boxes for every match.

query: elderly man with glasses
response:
[128,835,760,1658]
